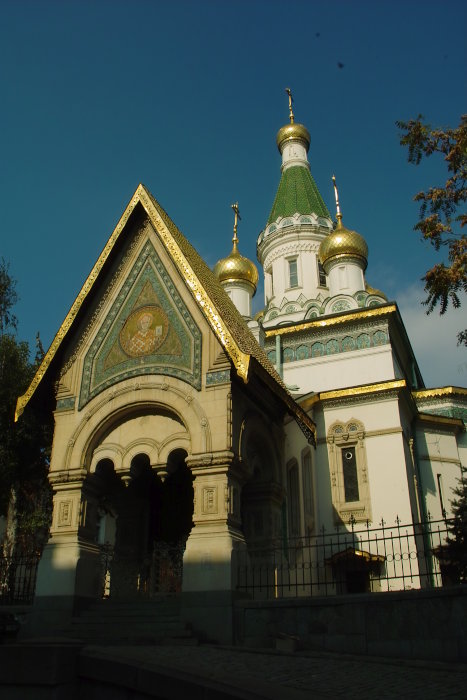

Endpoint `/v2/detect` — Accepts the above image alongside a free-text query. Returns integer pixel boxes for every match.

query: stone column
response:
[31,468,101,635]
[181,451,247,643]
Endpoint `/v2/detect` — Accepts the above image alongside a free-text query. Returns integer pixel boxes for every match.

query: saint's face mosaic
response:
[79,240,202,408]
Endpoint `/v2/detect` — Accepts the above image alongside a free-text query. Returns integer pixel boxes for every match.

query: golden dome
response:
[276,122,311,153]
[366,282,388,301]
[213,241,259,290]
[319,218,368,269]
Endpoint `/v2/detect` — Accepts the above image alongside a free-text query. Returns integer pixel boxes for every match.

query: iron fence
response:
[99,541,185,598]
[236,517,454,599]
[0,555,40,604]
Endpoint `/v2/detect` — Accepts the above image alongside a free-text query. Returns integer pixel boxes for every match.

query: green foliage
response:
[397,114,467,345]
[444,468,467,583]
[0,263,53,555]
[0,259,18,334]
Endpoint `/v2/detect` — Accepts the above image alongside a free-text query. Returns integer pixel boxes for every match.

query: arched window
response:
[287,459,301,537]
[327,419,372,524]
[302,449,315,534]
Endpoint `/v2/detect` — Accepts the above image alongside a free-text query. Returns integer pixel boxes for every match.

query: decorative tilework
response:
[332,300,351,313]
[342,336,356,352]
[312,342,324,357]
[420,406,467,423]
[296,345,309,360]
[373,330,388,346]
[56,397,76,412]
[206,369,230,386]
[283,347,295,363]
[267,350,277,364]
[79,241,202,408]
[357,333,371,349]
[326,339,339,354]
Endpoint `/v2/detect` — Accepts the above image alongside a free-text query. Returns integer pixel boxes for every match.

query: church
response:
[16,95,466,643]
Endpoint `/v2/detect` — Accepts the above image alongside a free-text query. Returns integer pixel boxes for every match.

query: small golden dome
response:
[319,218,368,269]
[213,241,259,290]
[276,122,311,153]
[366,282,388,301]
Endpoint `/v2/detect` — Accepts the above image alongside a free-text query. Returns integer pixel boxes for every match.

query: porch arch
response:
[64,379,212,471]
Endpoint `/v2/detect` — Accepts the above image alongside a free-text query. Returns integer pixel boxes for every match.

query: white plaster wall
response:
[321,397,414,525]
[416,426,464,520]
[223,281,252,318]
[327,260,365,297]
[281,140,309,170]
[284,345,396,395]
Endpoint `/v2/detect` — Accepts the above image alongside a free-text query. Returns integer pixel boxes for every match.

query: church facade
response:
[17,102,466,643]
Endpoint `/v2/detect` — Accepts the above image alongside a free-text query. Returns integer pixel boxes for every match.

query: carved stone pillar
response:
[181,451,247,644]
[31,468,101,634]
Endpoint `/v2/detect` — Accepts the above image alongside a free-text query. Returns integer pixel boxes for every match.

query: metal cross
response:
[231,202,241,244]
[285,87,295,124]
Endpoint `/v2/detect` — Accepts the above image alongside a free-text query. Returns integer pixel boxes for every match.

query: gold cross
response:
[231,202,241,245]
[285,87,295,124]
[332,175,343,225]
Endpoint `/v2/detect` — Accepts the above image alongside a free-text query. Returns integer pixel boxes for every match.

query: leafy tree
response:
[0,260,52,557]
[443,467,467,584]
[397,114,467,345]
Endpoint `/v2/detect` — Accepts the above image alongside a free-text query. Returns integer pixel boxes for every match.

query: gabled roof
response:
[267,165,331,224]
[16,185,316,442]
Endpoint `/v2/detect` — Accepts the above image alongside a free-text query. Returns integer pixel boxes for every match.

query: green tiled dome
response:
[267,166,331,225]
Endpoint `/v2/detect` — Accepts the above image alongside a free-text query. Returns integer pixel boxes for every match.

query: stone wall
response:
[234,585,467,662]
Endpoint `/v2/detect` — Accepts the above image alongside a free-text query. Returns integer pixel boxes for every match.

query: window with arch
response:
[302,449,315,534]
[327,419,372,524]
[287,459,301,537]
[288,258,299,288]
[318,261,327,287]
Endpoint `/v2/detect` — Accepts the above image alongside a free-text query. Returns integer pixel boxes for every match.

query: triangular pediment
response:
[79,239,202,408]
[16,184,316,444]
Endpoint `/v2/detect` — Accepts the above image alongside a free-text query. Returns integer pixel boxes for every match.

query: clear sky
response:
[1,0,466,387]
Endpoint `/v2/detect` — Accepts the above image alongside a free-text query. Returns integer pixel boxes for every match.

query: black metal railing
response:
[237,517,454,599]
[0,555,40,604]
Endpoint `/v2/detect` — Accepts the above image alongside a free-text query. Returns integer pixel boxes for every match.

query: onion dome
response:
[213,240,259,290]
[213,202,258,292]
[276,87,311,153]
[319,216,368,270]
[276,122,311,153]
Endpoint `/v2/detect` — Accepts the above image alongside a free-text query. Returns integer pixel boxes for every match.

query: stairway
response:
[66,597,198,646]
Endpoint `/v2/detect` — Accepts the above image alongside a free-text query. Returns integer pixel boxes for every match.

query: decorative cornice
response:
[413,387,467,400]
[320,379,406,401]
[265,304,397,338]
[262,240,321,269]
[417,412,464,431]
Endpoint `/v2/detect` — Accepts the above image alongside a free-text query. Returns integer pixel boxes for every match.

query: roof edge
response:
[15,185,145,420]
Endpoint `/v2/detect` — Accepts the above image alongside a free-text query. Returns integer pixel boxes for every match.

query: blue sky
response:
[1,0,466,387]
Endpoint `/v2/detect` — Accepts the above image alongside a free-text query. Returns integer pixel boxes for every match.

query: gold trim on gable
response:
[265,304,398,338]
[15,191,141,420]
[137,187,251,383]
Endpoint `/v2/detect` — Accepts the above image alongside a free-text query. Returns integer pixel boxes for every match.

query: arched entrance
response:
[240,415,284,550]
[91,447,193,599]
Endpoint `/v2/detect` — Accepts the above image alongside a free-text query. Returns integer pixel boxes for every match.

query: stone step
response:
[77,609,180,620]
[70,621,186,634]
[65,597,197,646]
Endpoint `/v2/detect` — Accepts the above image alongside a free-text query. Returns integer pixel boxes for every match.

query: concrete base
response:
[181,590,247,645]
[234,585,467,662]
